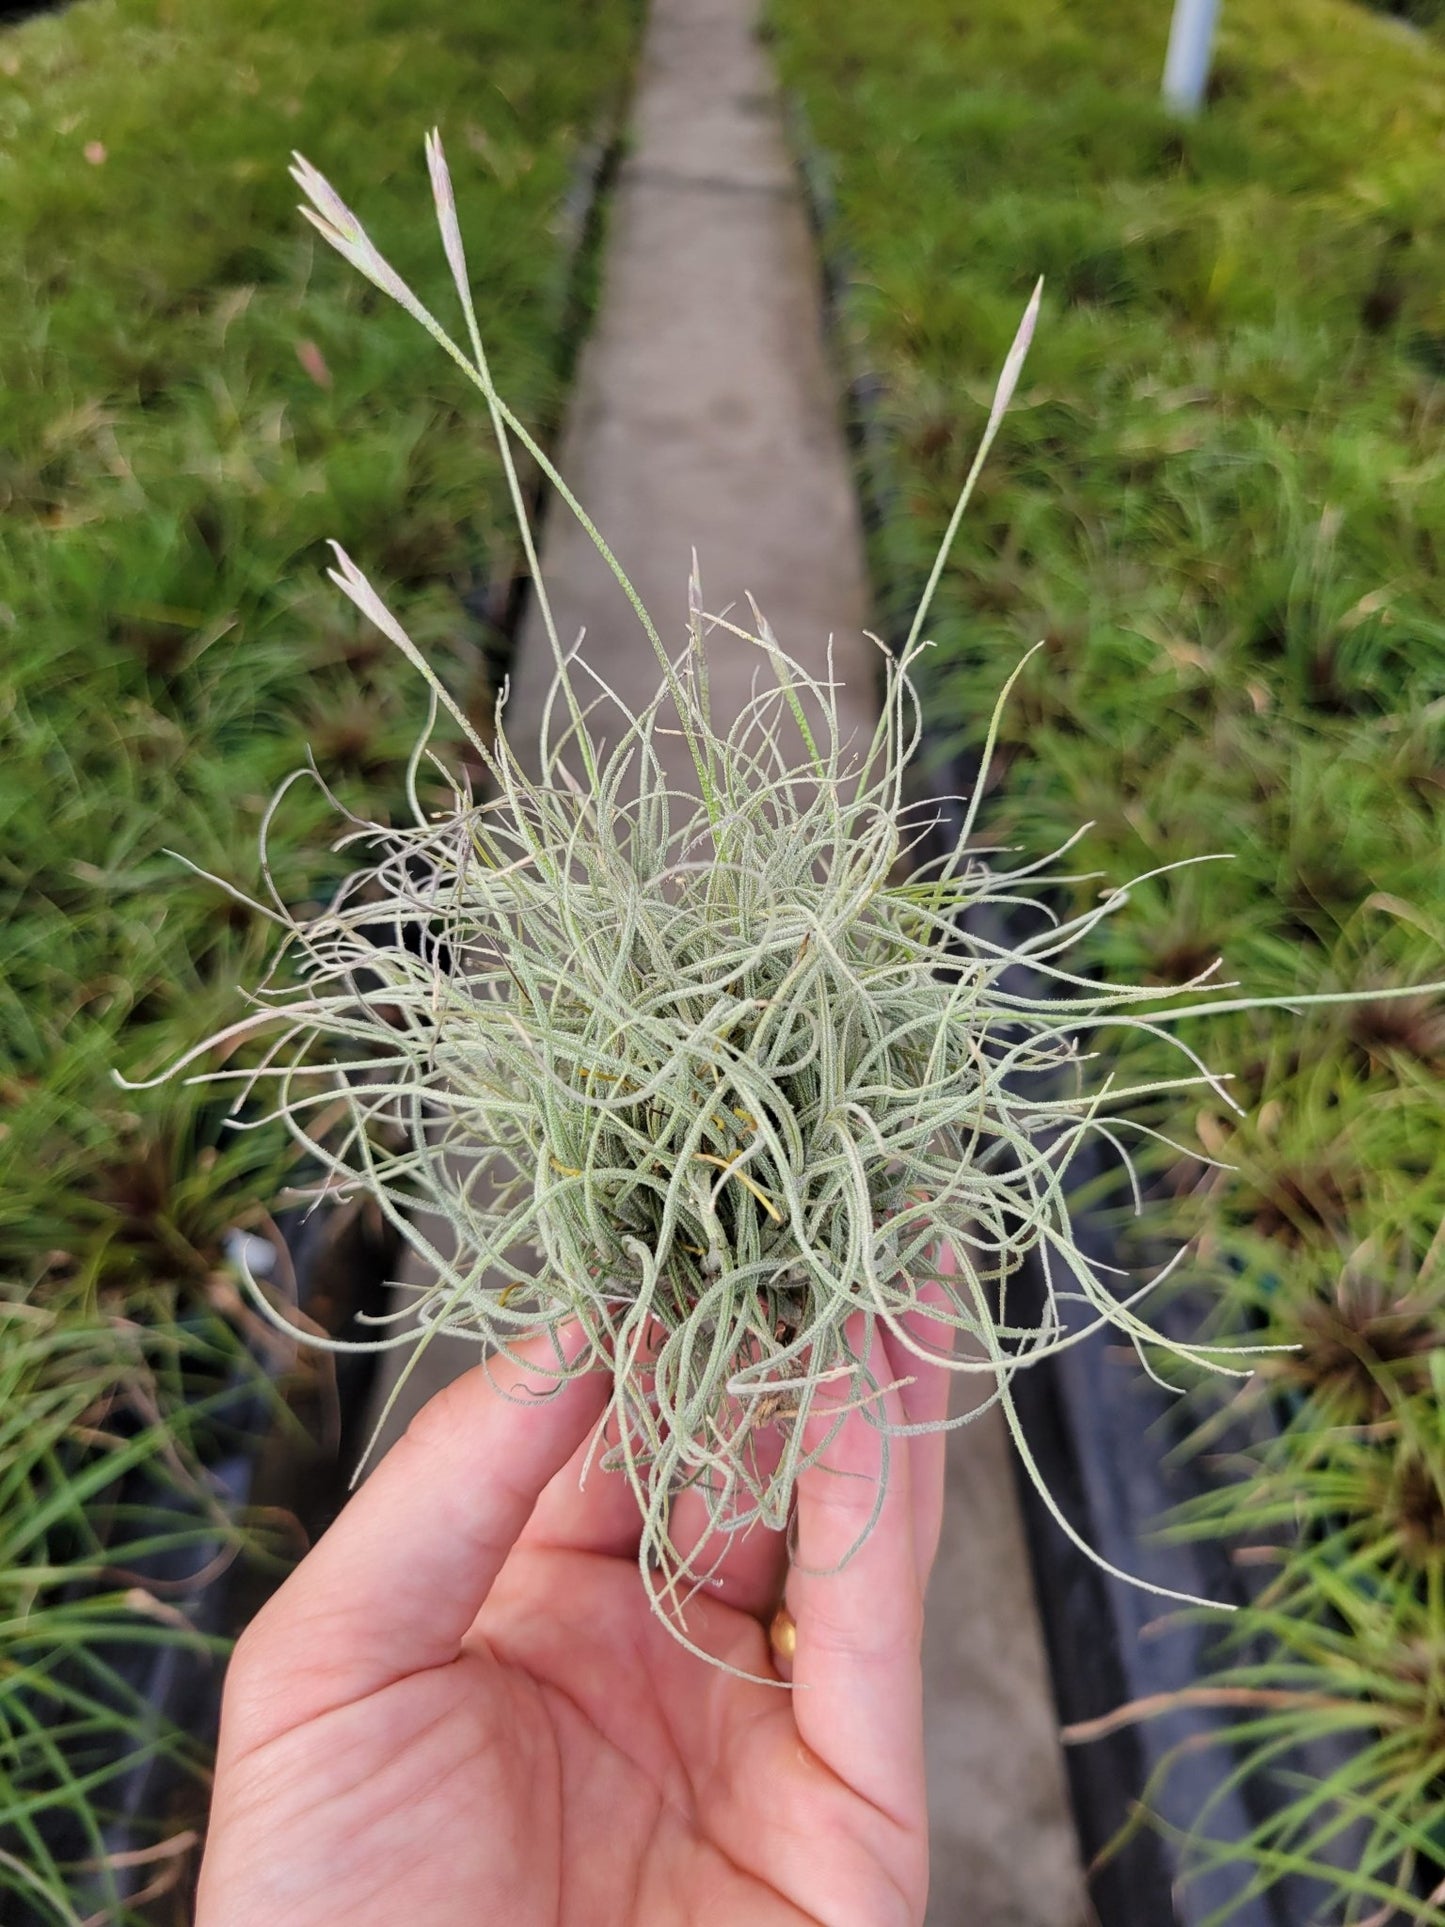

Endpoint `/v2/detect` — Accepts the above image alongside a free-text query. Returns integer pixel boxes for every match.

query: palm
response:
[201,1311,949,1927]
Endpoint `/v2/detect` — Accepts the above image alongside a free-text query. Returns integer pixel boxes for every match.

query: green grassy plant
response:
[1,0,638,1915]
[0,1286,283,1925]
[768,0,1444,1910]
[2,0,637,1299]
[1078,1236,1445,1924]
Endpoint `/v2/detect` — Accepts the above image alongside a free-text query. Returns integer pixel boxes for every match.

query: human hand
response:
[199,1295,954,1927]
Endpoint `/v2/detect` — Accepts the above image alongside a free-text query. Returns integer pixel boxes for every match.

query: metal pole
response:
[1162,0,1221,113]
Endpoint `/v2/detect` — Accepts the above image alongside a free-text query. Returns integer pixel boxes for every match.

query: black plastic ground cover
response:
[14,1201,402,1926]
[1360,0,1441,31]
[783,94,1376,1927]
[17,81,637,1925]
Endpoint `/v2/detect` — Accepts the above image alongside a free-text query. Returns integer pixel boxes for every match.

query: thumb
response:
[222,1332,609,1752]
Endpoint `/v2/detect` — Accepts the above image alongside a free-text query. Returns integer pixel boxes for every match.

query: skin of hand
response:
[198,1279,956,1927]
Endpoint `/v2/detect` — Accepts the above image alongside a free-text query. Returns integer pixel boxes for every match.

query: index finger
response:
[785,1314,930,1832]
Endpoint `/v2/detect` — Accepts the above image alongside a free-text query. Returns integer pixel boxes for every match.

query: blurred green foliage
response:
[770,0,1445,1914]
[0,0,637,1913]
[1,0,636,1301]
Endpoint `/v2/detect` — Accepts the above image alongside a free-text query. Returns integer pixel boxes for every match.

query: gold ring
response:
[769,1605,796,1663]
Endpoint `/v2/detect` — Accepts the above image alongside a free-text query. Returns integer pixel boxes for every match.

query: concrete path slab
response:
[363,1,1087,1917]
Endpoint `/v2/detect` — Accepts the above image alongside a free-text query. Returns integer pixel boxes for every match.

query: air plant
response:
[124,135,1445,1659]
[1072,1241,1445,1927]
[1242,1228,1445,1429]
[1065,1572,1445,1927]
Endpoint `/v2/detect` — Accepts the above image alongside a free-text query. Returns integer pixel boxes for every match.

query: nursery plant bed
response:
[782,89,1410,1927]
[5,1200,399,1925]
[66,121,634,1927]
[2,0,641,1914]
[40,1204,398,1924]
[2,0,643,1400]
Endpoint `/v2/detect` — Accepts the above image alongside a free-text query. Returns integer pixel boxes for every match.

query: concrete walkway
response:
[366,1,1086,1918]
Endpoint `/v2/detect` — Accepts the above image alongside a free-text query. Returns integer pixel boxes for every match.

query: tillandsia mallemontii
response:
[123,134,1445,1665]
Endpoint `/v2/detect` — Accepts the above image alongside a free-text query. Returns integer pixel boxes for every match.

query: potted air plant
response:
[125,133,1443,1671]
